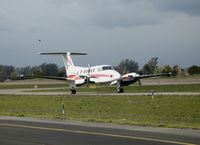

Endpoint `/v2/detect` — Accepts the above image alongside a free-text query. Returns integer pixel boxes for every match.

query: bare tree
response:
[115,59,139,75]
[142,57,158,74]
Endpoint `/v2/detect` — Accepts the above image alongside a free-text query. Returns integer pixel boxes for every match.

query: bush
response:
[188,65,200,75]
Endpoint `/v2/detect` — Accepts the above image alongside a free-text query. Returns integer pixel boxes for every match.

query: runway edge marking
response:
[0,123,195,145]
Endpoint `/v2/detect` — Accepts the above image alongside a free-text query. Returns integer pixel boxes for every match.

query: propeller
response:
[138,79,142,86]
[86,64,91,87]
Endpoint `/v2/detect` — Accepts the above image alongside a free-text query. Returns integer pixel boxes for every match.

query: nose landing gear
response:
[117,84,124,93]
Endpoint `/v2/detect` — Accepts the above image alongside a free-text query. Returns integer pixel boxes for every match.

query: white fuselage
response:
[66,65,121,85]
[39,52,121,86]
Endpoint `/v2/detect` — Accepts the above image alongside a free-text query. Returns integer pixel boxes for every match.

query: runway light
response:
[151,90,154,99]
[61,99,65,114]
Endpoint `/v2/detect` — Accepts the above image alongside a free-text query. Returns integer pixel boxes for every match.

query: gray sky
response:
[0,0,200,68]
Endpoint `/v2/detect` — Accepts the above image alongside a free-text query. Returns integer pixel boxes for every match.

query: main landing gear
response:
[71,88,76,94]
[70,82,77,94]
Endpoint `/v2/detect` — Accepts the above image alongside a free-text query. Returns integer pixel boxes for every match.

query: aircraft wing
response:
[20,75,68,81]
[135,72,171,79]
[111,72,171,86]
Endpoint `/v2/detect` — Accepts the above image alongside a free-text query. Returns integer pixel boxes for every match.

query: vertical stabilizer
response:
[39,52,87,75]
[62,52,74,70]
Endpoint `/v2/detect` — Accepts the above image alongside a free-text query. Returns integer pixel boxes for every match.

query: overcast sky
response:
[0,0,200,68]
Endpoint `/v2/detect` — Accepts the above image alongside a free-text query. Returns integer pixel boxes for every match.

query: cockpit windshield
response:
[102,66,113,70]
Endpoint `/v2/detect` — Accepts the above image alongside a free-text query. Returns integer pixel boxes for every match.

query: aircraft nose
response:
[114,71,121,79]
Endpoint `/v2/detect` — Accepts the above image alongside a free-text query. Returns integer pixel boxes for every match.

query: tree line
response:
[0,58,199,82]
[0,63,65,82]
[115,58,174,75]
[115,57,200,76]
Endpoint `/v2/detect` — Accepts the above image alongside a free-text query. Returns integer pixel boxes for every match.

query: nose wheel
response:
[117,85,124,93]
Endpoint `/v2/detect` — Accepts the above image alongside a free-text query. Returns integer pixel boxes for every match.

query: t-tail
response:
[39,52,87,75]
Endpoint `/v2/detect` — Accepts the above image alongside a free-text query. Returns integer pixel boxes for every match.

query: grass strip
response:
[0,94,199,129]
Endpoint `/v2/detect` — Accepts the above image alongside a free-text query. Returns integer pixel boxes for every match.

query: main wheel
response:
[71,89,76,94]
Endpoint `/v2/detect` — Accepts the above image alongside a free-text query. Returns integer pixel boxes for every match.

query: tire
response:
[71,89,76,94]
[117,87,124,93]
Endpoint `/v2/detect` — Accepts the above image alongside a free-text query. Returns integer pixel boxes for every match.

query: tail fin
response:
[39,52,87,74]
[63,52,75,68]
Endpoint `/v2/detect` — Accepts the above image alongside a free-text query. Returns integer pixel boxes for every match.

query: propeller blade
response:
[138,79,142,86]
[86,64,91,88]
[86,77,90,87]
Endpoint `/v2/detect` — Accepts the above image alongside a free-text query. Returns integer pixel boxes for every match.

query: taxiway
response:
[0,87,200,96]
[0,116,199,145]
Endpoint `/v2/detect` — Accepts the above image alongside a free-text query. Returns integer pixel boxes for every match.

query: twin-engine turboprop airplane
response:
[24,52,170,94]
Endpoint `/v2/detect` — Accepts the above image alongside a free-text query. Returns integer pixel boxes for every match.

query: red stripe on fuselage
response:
[90,74,112,78]
[68,73,112,80]
[68,74,83,80]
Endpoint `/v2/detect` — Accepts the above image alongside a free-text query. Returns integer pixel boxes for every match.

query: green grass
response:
[0,95,199,129]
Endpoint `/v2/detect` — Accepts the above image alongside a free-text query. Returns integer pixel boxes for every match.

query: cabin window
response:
[102,66,113,70]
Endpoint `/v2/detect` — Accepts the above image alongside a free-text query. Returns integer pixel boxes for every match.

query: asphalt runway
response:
[0,78,200,96]
[0,87,200,96]
[0,117,199,145]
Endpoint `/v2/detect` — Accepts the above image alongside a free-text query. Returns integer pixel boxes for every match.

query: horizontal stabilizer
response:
[39,52,87,55]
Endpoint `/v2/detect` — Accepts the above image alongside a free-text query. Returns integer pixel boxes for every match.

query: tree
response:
[161,65,172,73]
[172,65,179,76]
[20,66,33,76]
[40,63,58,76]
[142,57,158,74]
[19,63,60,77]
[142,64,151,75]
[115,59,139,75]
[188,65,200,75]
[155,65,178,76]
[57,66,66,77]
[0,65,6,81]
[0,65,17,81]
[148,57,158,73]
